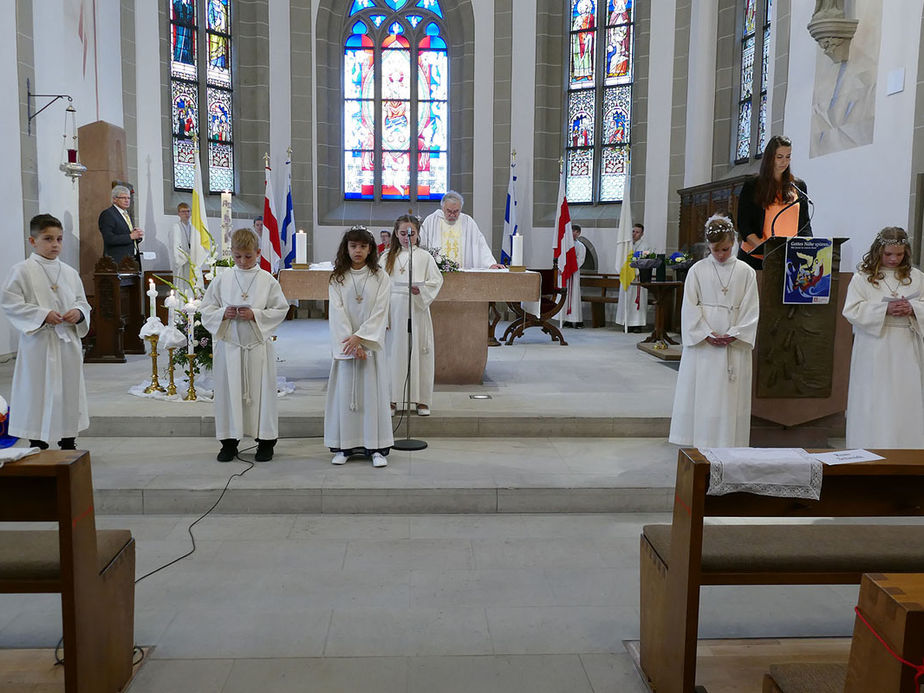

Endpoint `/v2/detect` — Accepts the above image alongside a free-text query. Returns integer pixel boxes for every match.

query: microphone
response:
[770,181,812,239]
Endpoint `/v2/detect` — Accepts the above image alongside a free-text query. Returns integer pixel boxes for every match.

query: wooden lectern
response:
[83,256,145,363]
[750,237,852,445]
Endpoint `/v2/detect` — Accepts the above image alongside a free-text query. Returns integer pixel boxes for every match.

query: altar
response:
[279,269,541,384]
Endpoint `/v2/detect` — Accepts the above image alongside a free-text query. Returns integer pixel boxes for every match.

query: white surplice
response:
[668,254,759,448]
[616,239,652,327]
[1,254,91,442]
[324,266,394,451]
[558,241,587,322]
[420,210,497,269]
[843,267,924,448]
[381,247,443,408]
[171,221,192,290]
[199,266,289,441]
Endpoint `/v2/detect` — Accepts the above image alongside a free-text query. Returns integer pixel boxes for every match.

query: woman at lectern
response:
[736,135,812,270]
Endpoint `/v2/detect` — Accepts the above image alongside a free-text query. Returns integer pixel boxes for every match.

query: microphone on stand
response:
[393,232,427,452]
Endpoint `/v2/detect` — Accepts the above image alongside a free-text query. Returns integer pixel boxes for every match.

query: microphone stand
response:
[392,241,427,452]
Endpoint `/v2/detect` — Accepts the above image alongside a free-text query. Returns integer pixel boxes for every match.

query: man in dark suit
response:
[99,185,143,265]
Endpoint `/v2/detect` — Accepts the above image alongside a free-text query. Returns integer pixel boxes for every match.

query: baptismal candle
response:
[295,229,308,265]
[147,279,157,318]
[186,309,195,355]
[511,234,523,266]
[166,290,176,327]
[220,191,232,256]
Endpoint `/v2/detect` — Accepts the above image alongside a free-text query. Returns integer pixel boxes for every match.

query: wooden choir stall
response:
[279,268,541,384]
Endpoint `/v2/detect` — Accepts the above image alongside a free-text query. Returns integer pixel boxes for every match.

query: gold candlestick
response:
[143,334,166,393]
[166,347,177,396]
[183,353,198,401]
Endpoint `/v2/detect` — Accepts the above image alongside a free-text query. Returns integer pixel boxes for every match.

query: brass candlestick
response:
[143,334,166,393]
[183,353,198,401]
[166,347,177,396]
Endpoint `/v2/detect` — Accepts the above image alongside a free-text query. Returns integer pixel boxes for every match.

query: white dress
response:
[199,266,289,441]
[420,210,497,268]
[1,254,91,442]
[616,239,652,327]
[324,266,394,451]
[843,267,924,448]
[668,255,759,447]
[381,247,443,407]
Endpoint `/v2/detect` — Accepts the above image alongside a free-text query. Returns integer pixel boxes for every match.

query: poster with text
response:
[783,238,832,305]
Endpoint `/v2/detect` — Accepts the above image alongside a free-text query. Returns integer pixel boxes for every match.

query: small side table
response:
[639,280,682,345]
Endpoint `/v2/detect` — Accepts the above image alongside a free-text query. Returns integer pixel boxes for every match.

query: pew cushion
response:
[766,663,847,693]
[0,530,133,582]
[643,524,924,574]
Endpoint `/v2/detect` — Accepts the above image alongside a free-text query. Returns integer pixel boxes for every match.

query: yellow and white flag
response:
[189,140,212,289]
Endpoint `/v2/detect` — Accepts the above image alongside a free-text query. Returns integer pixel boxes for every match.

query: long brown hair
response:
[384,214,421,274]
[330,226,379,284]
[754,135,796,208]
[858,226,913,286]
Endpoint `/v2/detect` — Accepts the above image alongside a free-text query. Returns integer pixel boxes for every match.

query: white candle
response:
[147,279,157,319]
[220,191,232,256]
[295,229,308,265]
[511,234,523,266]
[186,308,195,355]
[166,290,176,328]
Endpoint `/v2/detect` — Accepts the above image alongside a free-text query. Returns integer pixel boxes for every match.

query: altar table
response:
[279,269,541,384]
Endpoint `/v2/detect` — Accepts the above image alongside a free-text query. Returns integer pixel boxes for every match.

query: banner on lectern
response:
[782,237,833,305]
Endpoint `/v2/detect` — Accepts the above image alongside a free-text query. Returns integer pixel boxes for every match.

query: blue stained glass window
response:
[349,0,375,15]
[736,0,771,162]
[342,0,449,201]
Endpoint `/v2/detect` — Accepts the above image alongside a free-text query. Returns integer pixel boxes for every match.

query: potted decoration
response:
[630,250,661,283]
[666,251,694,281]
[427,247,461,273]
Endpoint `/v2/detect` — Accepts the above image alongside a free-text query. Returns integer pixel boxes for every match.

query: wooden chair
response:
[501,268,568,346]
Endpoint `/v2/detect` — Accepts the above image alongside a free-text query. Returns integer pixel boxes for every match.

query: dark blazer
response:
[735,176,812,270]
[99,205,139,265]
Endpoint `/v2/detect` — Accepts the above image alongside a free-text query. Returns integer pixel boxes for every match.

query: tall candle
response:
[220,191,232,256]
[166,290,176,328]
[147,279,157,319]
[186,308,195,355]
[511,234,523,266]
[295,229,308,265]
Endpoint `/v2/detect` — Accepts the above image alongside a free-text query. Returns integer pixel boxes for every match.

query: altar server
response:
[200,228,289,462]
[1,214,91,450]
[669,214,759,448]
[561,224,587,327]
[381,214,443,416]
[616,223,652,331]
[420,191,503,269]
[325,226,393,467]
[843,227,924,448]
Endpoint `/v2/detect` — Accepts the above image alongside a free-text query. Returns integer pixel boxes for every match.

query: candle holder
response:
[166,347,178,396]
[291,263,309,270]
[508,265,526,273]
[183,354,198,401]
[143,335,166,393]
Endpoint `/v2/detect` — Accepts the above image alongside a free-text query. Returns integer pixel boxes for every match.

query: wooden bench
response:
[579,273,621,328]
[639,448,924,693]
[0,450,136,692]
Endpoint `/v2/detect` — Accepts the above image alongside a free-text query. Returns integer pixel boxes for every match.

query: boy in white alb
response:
[1,214,91,450]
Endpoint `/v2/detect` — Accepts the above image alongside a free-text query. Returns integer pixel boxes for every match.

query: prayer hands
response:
[61,309,82,324]
[410,286,421,295]
[706,332,736,347]
[342,334,367,359]
[236,307,255,321]
[224,306,238,319]
[44,310,64,325]
[490,263,504,269]
[886,299,913,317]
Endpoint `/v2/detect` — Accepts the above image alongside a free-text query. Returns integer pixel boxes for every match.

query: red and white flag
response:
[553,170,579,292]
[260,162,282,273]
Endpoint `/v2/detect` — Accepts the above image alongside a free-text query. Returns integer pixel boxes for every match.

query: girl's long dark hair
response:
[384,214,421,274]
[331,226,379,284]
[754,135,796,208]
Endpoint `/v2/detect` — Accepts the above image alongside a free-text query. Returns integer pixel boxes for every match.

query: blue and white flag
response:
[280,154,296,269]
[499,159,518,264]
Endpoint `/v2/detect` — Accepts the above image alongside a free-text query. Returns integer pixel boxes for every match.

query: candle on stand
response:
[166,290,176,327]
[295,229,308,265]
[186,308,195,355]
[220,191,232,256]
[511,234,524,266]
[147,279,157,319]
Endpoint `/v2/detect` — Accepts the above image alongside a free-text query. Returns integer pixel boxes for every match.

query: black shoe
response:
[57,438,76,450]
[574,322,584,329]
[29,439,49,450]
[217,439,239,462]
[562,321,574,328]
[254,438,277,462]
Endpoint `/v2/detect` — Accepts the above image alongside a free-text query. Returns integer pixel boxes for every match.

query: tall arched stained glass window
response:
[565,0,634,204]
[344,0,448,201]
[735,0,771,161]
[170,0,235,192]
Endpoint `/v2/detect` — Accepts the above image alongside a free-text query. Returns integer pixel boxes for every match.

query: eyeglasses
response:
[115,196,131,200]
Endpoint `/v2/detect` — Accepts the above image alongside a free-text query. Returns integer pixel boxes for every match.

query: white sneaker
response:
[331,452,348,465]
[416,404,430,416]
[372,452,388,468]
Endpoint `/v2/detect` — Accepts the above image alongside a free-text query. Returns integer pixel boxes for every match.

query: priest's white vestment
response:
[668,255,759,447]
[1,254,91,442]
[843,267,924,448]
[420,210,497,269]
[324,266,394,451]
[616,239,652,327]
[171,220,192,290]
[381,247,443,407]
[199,266,289,441]
[559,241,587,322]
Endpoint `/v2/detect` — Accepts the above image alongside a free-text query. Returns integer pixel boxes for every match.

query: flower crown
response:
[704,213,735,240]
[875,232,909,247]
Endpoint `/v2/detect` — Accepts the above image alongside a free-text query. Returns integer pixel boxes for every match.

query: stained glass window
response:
[342,0,447,201]
[735,0,771,162]
[565,0,634,204]
[170,0,235,192]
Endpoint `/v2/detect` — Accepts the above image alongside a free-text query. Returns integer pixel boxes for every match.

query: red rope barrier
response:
[853,605,924,685]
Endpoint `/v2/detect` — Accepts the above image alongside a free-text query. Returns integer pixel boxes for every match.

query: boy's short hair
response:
[29,214,63,238]
[177,202,190,212]
[231,227,260,251]
[253,215,263,223]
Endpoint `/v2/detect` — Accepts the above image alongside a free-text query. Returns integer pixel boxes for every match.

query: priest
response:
[420,191,503,269]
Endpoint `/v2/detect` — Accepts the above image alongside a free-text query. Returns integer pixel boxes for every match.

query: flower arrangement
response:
[666,251,694,269]
[426,246,461,273]
[630,249,661,270]
[170,313,213,374]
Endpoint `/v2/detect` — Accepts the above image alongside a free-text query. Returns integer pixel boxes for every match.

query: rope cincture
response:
[853,605,924,686]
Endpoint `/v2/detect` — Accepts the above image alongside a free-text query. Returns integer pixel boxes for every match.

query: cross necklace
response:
[233,268,259,300]
[39,260,62,292]
[350,269,370,303]
[881,273,901,298]
[712,260,736,296]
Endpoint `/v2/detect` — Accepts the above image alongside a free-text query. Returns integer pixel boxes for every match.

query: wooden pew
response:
[639,448,924,693]
[579,273,621,328]
[0,450,136,692]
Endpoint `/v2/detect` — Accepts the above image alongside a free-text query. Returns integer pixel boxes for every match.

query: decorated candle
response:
[511,234,523,266]
[220,191,232,256]
[295,229,308,265]
[165,290,176,328]
[147,279,157,319]
[186,305,195,355]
